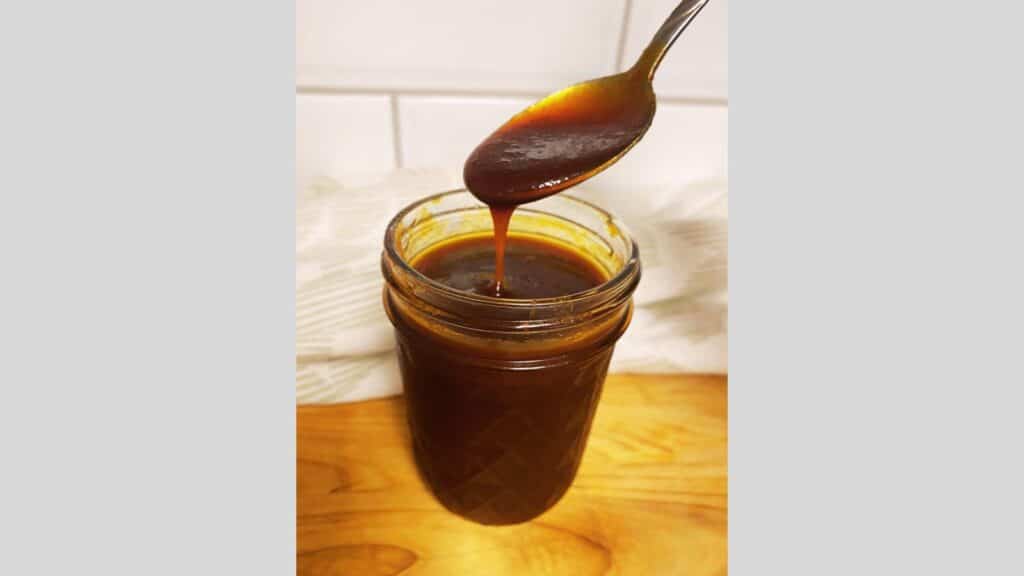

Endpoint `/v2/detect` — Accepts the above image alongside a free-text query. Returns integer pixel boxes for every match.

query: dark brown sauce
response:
[395,324,615,525]
[394,234,621,525]
[412,234,608,299]
[397,226,622,527]
[395,60,652,527]
[463,70,654,295]
[464,74,653,206]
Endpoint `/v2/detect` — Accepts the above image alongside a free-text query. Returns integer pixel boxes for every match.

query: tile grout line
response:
[389,93,404,169]
[659,96,728,106]
[296,85,725,106]
[297,85,544,99]
[615,0,636,71]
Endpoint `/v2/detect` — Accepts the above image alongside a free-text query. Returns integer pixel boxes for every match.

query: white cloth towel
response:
[296,168,728,404]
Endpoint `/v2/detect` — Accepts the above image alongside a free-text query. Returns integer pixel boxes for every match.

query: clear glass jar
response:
[381,189,640,525]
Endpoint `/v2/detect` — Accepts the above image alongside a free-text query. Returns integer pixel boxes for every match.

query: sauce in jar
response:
[381,192,640,525]
[390,231,617,524]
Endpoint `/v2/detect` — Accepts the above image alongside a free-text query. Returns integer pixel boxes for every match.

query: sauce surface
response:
[413,234,607,299]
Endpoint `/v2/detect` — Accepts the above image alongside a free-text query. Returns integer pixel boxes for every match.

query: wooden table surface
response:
[297,373,727,575]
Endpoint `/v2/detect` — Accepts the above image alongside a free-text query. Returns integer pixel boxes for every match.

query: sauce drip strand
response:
[489,206,512,296]
[463,70,655,296]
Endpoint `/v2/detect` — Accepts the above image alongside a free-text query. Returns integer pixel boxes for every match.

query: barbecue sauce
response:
[389,65,651,526]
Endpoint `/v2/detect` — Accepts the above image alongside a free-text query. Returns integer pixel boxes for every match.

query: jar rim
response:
[383,189,640,318]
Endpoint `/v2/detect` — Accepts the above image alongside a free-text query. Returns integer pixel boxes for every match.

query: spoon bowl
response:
[464,71,656,206]
[463,0,711,206]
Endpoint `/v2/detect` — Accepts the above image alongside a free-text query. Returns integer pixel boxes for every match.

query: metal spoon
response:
[464,0,711,206]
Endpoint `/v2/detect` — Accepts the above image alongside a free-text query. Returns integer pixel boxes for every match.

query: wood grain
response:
[298,373,727,575]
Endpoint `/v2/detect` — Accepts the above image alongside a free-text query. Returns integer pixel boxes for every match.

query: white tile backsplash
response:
[398,96,532,170]
[621,0,728,100]
[297,0,627,93]
[585,102,728,193]
[295,94,395,193]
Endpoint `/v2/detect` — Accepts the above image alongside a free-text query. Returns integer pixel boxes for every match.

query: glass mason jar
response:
[381,189,640,525]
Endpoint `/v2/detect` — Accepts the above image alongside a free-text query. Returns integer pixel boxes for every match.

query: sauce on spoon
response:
[463,0,709,296]
[463,71,655,296]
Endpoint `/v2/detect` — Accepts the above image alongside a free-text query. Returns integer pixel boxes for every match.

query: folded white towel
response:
[296,168,727,404]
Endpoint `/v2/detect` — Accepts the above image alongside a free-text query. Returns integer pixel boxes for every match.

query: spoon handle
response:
[633,0,711,80]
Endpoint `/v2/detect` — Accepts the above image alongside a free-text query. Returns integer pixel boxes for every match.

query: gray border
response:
[0,1,294,573]
[732,0,1023,574]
